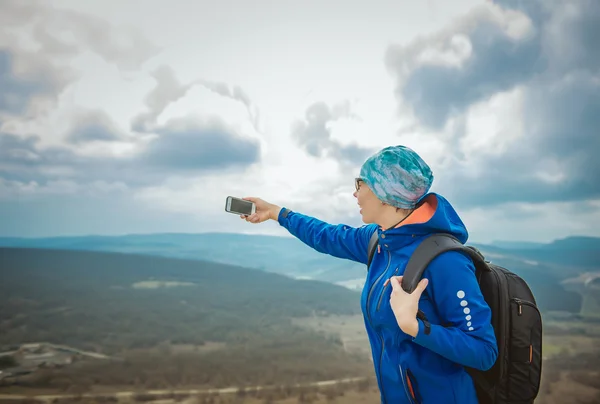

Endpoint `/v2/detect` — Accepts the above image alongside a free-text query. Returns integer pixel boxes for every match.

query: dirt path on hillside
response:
[0,377,368,402]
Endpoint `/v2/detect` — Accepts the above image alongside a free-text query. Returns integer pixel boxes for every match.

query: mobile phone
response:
[225,196,256,216]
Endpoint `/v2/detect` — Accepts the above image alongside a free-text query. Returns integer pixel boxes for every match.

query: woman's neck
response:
[379,208,414,230]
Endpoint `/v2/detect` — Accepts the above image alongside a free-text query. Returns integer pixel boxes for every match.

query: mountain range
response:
[1,232,598,314]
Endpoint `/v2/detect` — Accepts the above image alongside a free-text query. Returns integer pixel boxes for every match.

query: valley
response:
[0,248,373,396]
[1,233,597,308]
[1,233,599,403]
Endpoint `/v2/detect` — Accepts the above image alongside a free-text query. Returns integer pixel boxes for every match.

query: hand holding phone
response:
[225,196,282,224]
[225,196,256,216]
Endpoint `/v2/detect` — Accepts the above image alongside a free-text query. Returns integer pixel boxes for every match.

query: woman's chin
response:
[359,210,370,223]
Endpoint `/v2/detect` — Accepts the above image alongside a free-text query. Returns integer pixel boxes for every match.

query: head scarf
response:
[359,145,434,209]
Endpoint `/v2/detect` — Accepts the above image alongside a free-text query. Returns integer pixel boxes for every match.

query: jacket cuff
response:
[412,318,431,342]
[278,207,292,224]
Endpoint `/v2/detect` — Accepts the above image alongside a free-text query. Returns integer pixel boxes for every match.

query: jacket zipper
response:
[376,267,399,311]
[366,250,391,403]
[399,364,416,404]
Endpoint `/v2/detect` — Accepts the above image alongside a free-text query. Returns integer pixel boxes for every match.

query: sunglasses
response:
[355,177,364,192]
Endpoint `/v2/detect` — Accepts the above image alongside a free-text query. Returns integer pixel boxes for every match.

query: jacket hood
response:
[379,193,468,251]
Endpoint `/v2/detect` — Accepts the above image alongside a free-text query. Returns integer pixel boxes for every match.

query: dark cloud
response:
[0,133,78,168]
[291,102,333,158]
[386,7,545,129]
[0,132,112,187]
[0,115,261,188]
[385,0,600,207]
[291,101,374,166]
[330,144,374,167]
[66,110,123,144]
[140,117,260,171]
[0,49,69,116]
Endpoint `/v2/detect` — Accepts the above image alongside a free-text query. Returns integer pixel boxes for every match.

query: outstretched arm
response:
[278,208,377,264]
[241,197,377,264]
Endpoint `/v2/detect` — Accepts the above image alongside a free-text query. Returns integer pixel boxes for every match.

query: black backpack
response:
[367,232,543,404]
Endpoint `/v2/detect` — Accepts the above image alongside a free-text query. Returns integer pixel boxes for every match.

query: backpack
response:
[367,232,543,404]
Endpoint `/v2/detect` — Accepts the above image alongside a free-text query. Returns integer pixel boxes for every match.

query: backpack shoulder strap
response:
[401,234,489,293]
[366,230,379,269]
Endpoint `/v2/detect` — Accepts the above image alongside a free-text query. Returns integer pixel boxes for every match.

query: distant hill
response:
[0,232,369,284]
[0,247,362,352]
[490,241,547,250]
[1,232,597,280]
[0,247,371,389]
[545,236,600,250]
[475,236,600,270]
[1,233,597,314]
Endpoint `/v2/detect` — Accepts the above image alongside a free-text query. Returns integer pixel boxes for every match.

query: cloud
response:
[126,66,263,177]
[0,133,81,184]
[197,80,253,113]
[385,4,543,129]
[131,66,196,133]
[66,110,124,144]
[0,0,158,121]
[0,114,261,190]
[140,116,261,171]
[0,0,158,72]
[132,65,261,134]
[0,3,261,197]
[291,101,374,166]
[198,80,261,133]
[385,0,600,207]
[0,49,70,116]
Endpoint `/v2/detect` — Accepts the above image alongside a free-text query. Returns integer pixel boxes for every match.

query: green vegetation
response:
[1,233,598,396]
[0,356,17,369]
[0,247,372,390]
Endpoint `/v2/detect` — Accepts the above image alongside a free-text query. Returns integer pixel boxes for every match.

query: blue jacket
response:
[277,193,498,403]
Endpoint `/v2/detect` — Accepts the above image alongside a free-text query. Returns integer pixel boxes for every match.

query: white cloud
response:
[460,87,526,157]
[415,34,473,68]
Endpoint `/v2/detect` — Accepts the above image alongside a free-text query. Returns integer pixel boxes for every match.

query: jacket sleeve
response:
[277,208,378,265]
[412,251,498,371]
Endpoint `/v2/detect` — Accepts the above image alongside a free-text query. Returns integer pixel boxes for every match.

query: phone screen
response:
[230,198,254,215]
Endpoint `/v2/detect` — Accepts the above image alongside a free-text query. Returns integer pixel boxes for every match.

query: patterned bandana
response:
[359,145,434,209]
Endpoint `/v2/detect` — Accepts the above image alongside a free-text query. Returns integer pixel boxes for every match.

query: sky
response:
[0,0,598,244]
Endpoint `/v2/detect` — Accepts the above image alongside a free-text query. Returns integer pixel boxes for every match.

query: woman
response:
[241,145,498,404]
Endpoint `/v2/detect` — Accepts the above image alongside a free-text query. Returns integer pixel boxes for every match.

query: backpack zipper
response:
[512,298,538,316]
[510,297,543,396]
